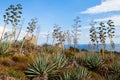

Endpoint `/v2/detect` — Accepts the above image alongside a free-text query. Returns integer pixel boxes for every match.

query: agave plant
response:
[0,42,13,56]
[25,53,67,80]
[109,62,120,75]
[62,68,76,80]
[105,61,120,80]
[76,66,92,80]
[62,66,92,80]
[62,71,73,80]
[80,53,103,70]
[105,75,116,80]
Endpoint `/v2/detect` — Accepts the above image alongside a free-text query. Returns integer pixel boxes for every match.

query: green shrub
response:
[80,53,103,70]
[69,46,79,52]
[81,49,88,52]
[25,53,67,80]
[109,62,120,75]
[0,57,14,67]
[0,42,13,57]
[105,75,116,80]
[0,66,26,79]
[12,54,29,62]
[39,46,62,54]
[62,66,92,80]
[63,50,74,58]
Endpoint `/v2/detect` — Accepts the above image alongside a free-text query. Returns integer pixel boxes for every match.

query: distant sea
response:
[64,44,120,52]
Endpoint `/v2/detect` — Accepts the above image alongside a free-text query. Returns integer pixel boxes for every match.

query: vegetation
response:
[107,20,115,57]
[89,21,97,53]
[0,3,120,80]
[72,16,81,52]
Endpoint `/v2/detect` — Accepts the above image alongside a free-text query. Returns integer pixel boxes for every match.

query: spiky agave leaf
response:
[0,42,13,56]
[90,71,105,80]
[25,53,67,79]
[48,53,68,79]
[105,75,115,80]
[62,70,75,80]
[62,66,92,80]
[76,66,92,80]
[80,53,103,70]
[25,55,48,77]
[109,61,120,75]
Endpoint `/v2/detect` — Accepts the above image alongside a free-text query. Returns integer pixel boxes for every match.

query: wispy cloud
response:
[95,15,120,26]
[81,26,90,30]
[81,0,120,14]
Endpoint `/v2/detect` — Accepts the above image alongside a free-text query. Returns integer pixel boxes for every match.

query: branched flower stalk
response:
[0,4,22,43]
[98,22,107,59]
[66,30,71,48]
[14,19,24,43]
[72,16,81,52]
[9,4,22,47]
[46,31,50,44]
[5,4,22,48]
[36,26,40,45]
[52,24,66,51]
[107,20,115,57]
[52,24,60,45]
[89,21,97,53]
[20,18,37,54]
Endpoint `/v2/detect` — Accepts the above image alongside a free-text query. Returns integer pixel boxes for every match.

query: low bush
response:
[12,53,29,63]
[64,50,74,58]
[0,66,26,79]
[62,66,92,80]
[0,57,14,67]
[68,46,79,52]
[25,53,67,80]
[109,61,120,75]
[80,53,103,70]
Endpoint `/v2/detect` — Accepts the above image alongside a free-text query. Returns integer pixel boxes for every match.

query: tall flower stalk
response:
[107,20,115,57]
[52,24,66,51]
[89,21,97,53]
[66,30,71,49]
[98,22,107,59]
[14,19,24,43]
[72,16,81,52]
[0,4,22,43]
[20,18,37,54]
[52,24,60,46]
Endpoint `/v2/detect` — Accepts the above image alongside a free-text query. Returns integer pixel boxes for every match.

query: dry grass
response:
[0,65,26,80]
[12,53,29,62]
[0,57,14,67]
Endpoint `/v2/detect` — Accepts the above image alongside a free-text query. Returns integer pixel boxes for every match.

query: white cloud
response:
[95,15,120,26]
[81,0,120,14]
[81,26,90,30]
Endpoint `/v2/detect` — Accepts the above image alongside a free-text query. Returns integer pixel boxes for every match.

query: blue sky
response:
[0,0,120,45]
